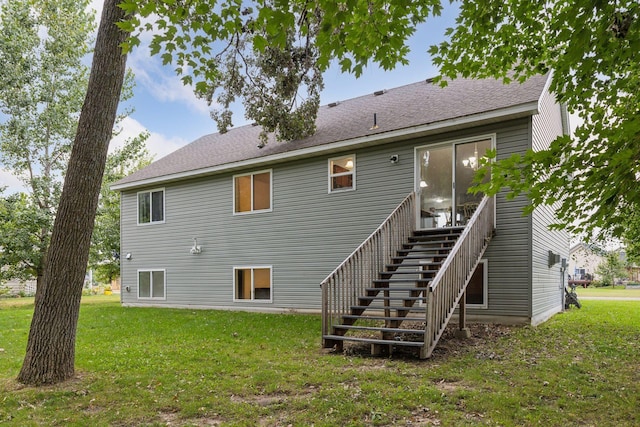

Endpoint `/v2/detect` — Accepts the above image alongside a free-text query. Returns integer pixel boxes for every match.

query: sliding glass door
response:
[416,138,492,229]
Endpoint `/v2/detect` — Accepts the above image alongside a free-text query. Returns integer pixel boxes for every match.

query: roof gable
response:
[114,75,549,190]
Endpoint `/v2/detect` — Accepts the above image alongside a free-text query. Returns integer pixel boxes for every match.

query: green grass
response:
[575,286,640,298]
[1,297,639,426]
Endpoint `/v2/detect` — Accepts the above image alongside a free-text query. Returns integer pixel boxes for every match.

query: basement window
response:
[234,266,272,302]
[138,269,166,300]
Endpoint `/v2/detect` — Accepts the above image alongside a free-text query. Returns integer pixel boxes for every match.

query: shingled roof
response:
[113,74,549,190]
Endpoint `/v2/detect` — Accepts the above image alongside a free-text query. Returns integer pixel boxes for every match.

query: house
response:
[568,243,605,283]
[0,278,36,296]
[113,75,569,358]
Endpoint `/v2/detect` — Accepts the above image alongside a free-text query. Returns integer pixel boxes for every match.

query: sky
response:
[0,2,577,195]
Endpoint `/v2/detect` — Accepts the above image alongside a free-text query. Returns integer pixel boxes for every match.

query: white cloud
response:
[88,0,103,18]
[111,116,188,161]
[129,51,212,117]
[0,169,27,195]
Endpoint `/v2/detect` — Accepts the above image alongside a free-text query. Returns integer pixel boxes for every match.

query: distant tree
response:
[89,133,152,285]
[429,0,640,241]
[0,193,49,286]
[622,212,640,266]
[596,252,628,287]
[0,0,93,296]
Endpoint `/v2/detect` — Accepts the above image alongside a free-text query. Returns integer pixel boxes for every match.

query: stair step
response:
[334,325,426,335]
[398,248,452,254]
[414,227,464,236]
[385,261,443,268]
[359,295,426,302]
[380,270,437,276]
[366,287,429,293]
[323,334,424,347]
[373,278,431,285]
[392,253,449,259]
[342,314,424,322]
[407,234,460,242]
[350,305,426,312]
[403,241,456,248]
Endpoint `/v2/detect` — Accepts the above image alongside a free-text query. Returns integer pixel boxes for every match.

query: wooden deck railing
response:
[422,195,495,358]
[321,192,416,345]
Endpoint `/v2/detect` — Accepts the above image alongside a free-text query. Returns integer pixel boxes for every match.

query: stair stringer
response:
[420,236,492,359]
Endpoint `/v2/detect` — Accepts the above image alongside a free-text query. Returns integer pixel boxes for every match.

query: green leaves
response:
[433,0,640,241]
[119,0,444,141]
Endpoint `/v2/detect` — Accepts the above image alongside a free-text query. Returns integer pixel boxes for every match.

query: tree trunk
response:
[35,271,44,302]
[17,0,128,386]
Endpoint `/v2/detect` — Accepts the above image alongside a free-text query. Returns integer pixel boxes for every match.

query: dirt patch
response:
[157,410,225,426]
[340,323,514,360]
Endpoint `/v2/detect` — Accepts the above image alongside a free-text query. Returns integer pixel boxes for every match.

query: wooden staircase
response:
[321,193,495,358]
[323,227,463,355]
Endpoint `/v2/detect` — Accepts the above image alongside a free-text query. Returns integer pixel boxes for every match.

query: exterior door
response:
[416,145,453,229]
[416,138,492,229]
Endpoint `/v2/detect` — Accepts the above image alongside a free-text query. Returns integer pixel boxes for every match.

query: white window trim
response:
[136,188,165,225]
[467,259,488,309]
[137,268,167,300]
[328,154,356,193]
[232,266,273,303]
[232,169,273,215]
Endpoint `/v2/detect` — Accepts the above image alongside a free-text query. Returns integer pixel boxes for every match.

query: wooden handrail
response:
[321,192,416,344]
[422,195,495,358]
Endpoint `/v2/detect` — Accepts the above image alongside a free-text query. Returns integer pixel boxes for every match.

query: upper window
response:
[234,266,272,302]
[329,155,355,193]
[138,269,166,300]
[138,189,164,224]
[234,170,272,214]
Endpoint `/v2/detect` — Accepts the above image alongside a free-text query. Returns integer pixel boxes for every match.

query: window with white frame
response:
[465,259,488,308]
[233,170,272,214]
[233,266,272,302]
[138,189,165,224]
[328,155,355,192]
[138,269,166,299]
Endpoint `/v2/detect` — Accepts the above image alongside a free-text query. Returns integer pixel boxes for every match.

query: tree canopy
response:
[119,0,442,142]
[429,0,639,241]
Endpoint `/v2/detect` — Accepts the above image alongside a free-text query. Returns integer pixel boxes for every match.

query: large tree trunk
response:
[17,0,128,386]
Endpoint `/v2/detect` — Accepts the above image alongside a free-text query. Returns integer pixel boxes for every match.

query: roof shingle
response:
[115,75,548,188]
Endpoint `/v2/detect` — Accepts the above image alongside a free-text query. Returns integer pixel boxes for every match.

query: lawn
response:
[1,296,639,426]
[575,285,640,298]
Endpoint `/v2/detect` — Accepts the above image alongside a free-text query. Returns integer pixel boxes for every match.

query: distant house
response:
[568,243,606,282]
[0,278,36,296]
[113,75,569,358]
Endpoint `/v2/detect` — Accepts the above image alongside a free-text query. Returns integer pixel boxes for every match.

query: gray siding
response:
[530,88,569,323]
[121,118,545,321]
[475,120,532,319]
[121,143,416,310]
